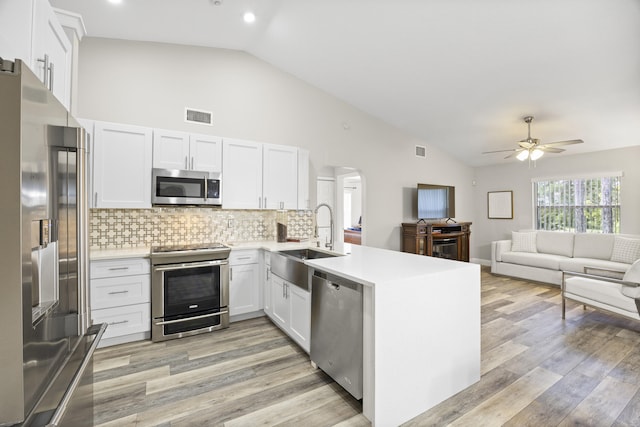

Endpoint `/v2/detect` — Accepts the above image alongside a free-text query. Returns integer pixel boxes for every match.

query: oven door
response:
[152,259,229,341]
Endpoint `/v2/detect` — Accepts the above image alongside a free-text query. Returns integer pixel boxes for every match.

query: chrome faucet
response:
[314,203,334,250]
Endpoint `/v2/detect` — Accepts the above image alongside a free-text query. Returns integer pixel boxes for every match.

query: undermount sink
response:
[271,248,342,290]
[278,248,340,260]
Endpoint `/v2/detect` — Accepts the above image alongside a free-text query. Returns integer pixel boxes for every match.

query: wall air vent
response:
[185,108,213,126]
[415,145,426,158]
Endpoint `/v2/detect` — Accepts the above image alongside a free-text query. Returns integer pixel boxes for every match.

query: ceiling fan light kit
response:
[483,115,584,164]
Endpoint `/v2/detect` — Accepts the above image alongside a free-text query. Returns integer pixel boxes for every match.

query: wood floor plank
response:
[574,336,636,380]
[558,376,639,426]
[169,370,333,427]
[481,340,529,375]
[93,366,170,395]
[146,344,298,394]
[223,383,345,426]
[93,354,130,373]
[502,369,600,426]
[402,367,521,426]
[448,366,562,427]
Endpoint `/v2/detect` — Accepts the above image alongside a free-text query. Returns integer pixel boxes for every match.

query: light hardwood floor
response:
[92,268,640,426]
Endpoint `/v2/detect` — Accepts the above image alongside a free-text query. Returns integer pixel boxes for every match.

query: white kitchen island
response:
[305,245,481,427]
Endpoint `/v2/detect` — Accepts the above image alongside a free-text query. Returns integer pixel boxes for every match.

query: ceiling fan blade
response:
[539,146,565,153]
[482,148,521,154]
[541,139,584,148]
[504,150,525,159]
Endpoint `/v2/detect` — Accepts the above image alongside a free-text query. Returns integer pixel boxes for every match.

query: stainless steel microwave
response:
[152,168,222,206]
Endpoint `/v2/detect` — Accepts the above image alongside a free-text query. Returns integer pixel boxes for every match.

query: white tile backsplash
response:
[89,208,314,249]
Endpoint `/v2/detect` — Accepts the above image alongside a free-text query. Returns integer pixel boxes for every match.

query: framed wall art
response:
[488,190,513,219]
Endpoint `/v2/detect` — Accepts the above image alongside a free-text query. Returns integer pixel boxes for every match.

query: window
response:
[534,175,621,233]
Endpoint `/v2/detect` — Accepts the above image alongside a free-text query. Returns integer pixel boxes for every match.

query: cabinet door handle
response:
[108,267,130,271]
[108,290,129,295]
[191,157,194,170]
[109,320,129,326]
[230,267,233,281]
[37,54,49,88]
[236,256,251,260]
[258,197,262,209]
[266,269,270,280]
[48,61,54,91]
[94,192,98,207]
[185,156,188,169]
[264,197,267,209]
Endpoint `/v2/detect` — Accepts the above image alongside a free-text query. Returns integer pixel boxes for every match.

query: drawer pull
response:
[109,320,129,326]
[236,256,252,260]
[108,267,130,271]
[108,290,130,295]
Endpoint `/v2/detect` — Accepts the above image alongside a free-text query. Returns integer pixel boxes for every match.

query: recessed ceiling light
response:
[243,11,256,23]
[108,0,122,4]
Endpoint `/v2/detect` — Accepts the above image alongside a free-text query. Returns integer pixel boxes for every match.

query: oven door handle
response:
[154,310,229,325]
[153,260,227,272]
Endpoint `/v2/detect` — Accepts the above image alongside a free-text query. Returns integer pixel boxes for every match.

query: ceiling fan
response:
[483,116,583,162]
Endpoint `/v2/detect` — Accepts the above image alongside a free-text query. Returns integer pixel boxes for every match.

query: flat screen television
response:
[417,183,455,220]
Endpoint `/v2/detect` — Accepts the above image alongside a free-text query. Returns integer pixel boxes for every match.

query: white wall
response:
[76,37,475,251]
[473,146,640,263]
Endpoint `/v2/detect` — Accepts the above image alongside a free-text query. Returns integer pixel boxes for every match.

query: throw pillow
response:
[623,258,640,284]
[621,286,640,298]
[611,237,640,264]
[511,231,537,253]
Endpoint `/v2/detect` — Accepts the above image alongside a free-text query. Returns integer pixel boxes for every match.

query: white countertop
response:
[90,247,152,260]
[305,244,477,287]
[89,240,328,260]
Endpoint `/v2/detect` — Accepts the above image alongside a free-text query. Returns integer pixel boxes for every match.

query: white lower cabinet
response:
[229,250,262,319]
[270,273,311,353]
[90,257,150,347]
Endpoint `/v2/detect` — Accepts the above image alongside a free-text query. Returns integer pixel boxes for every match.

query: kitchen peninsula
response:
[306,245,480,427]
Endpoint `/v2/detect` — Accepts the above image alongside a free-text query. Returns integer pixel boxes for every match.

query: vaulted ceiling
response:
[50,0,640,166]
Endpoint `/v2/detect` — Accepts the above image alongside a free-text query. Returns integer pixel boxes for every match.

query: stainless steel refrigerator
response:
[0,58,106,426]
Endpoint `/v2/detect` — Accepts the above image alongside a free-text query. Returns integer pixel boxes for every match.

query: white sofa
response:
[491,231,640,286]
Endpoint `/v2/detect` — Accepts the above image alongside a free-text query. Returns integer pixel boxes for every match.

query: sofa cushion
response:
[511,231,537,253]
[573,233,615,260]
[537,231,574,257]
[565,276,638,313]
[623,259,640,284]
[611,236,640,264]
[501,252,564,270]
[559,258,628,279]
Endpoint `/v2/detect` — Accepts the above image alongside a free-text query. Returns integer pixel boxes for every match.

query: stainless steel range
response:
[151,243,231,342]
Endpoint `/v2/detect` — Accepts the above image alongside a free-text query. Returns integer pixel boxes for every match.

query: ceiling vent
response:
[185,108,213,126]
[415,145,426,158]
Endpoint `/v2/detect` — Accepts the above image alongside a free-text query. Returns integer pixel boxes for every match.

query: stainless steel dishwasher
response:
[311,270,363,400]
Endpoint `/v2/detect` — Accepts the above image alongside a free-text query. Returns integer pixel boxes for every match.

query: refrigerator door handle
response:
[46,323,107,427]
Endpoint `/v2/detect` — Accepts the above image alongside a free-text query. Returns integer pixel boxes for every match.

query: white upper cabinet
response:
[222,140,300,210]
[153,129,222,174]
[0,0,72,109]
[93,121,153,209]
[222,138,263,209]
[31,0,72,109]
[190,133,222,173]
[263,143,298,210]
[0,0,33,65]
[297,148,310,210]
[152,129,190,170]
